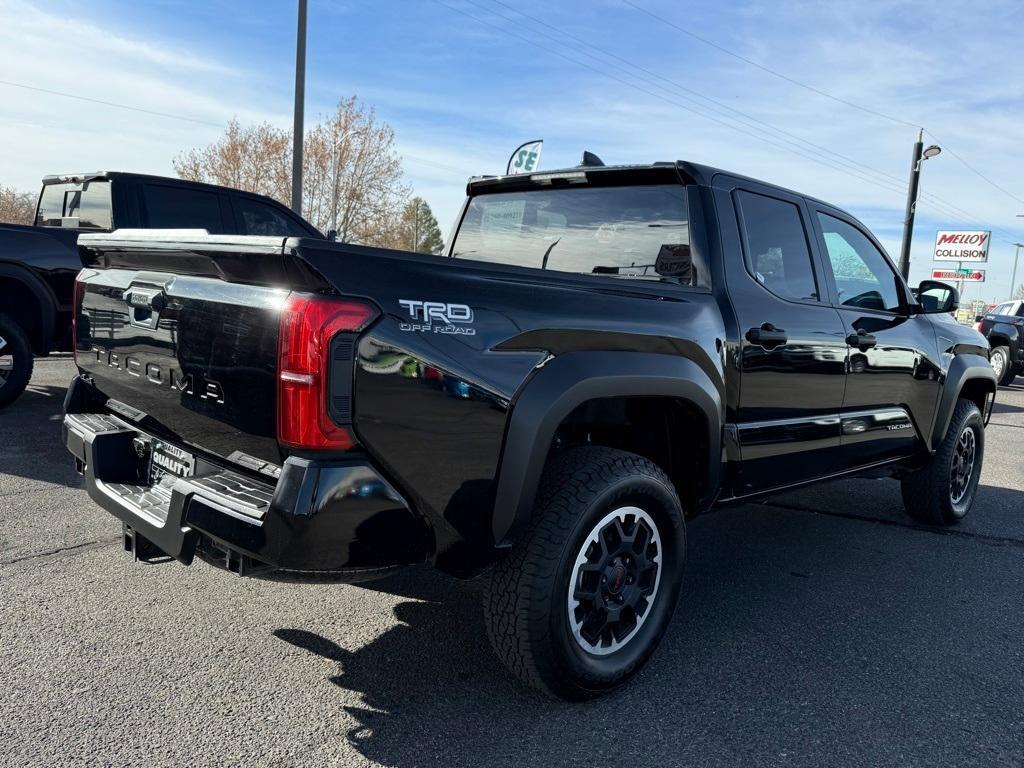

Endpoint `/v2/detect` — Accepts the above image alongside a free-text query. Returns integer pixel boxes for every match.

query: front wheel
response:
[484,446,687,700]
[900,399,984,526]
[0,312,33,410]
[990,346,1016,386]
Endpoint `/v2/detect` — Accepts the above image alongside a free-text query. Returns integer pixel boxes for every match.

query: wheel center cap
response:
[607,563,627,595]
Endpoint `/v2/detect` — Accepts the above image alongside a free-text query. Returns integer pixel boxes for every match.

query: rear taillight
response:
[71,273,83,365]
[277,293,376,449]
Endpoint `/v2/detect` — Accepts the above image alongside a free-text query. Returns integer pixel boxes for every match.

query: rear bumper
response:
[63,381,427,580]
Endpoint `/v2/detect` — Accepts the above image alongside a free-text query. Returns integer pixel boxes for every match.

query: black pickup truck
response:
[977,299,1023,385]
[63,159,996,700]
[0,171,322,408]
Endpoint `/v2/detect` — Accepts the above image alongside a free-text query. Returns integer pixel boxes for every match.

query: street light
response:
[897,129,942,279]
[1012,242,1023,301]
[329,127,364,241]
[1014,215,1024,301]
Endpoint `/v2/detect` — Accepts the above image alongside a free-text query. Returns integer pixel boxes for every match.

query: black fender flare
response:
[929,352,996,450]
[0,261,58,354]
[491,351,723,547]
[986,323,1020,353]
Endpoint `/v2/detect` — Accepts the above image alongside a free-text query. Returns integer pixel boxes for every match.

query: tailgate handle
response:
[123,288,165,312]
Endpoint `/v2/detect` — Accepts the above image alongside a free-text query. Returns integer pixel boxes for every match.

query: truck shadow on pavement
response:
[273,496,1024,767]
[0,383,83,490]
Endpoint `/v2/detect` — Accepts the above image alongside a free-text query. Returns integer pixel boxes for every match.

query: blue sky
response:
[2,0,1023,302]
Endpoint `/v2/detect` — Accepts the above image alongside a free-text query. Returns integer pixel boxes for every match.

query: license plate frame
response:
[149,440,195,484]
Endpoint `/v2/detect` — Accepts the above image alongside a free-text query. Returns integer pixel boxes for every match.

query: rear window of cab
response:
[451,184,701,286]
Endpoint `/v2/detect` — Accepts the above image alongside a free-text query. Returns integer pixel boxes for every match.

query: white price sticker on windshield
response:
[482,199,526,231]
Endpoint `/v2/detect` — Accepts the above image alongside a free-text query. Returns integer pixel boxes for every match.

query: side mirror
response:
[327,229,338,241]
[974,314,984,323]
[916,279,959,314]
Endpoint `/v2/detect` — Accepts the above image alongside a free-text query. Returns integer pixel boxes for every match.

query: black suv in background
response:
[64,159,996,699]
[977,299,1023,385]
[0,172,323,408]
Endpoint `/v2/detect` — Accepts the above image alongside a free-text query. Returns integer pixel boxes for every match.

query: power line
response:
[617,0,918,129]
[467,0,1021,241]
[432,0,921,203]
[924,129,1024,207]
[0,79,224,128]
[479,0,912,191]
[619,1,1024,214]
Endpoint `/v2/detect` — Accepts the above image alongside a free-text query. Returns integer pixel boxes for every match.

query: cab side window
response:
[234,196,311,237]
[817,213,903,313]
[737,191,819,302]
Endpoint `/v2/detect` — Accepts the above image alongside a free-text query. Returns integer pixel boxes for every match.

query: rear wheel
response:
[484,446,687,700]
[0,312,33,410]
[990,346,1015,386]
[900,399,984,526]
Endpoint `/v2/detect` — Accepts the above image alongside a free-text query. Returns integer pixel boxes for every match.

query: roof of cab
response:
[39,171,252,196]
[467,160,838,211]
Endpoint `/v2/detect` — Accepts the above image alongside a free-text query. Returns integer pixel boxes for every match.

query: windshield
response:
[35,180,112,229]
[451,184,691,280]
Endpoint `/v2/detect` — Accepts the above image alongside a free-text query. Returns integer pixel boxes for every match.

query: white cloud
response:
[1,0,1021,302]
[0,0,285,190]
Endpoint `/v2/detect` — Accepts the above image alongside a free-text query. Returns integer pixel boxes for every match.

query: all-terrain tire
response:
[0,312,33,410]
[990,346,1016,386]
[484,446,687,700]
[900,399,984,526]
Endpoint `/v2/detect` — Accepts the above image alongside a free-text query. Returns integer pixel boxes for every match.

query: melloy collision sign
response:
[507,139,543,175]
[932,267,985,283]
[933,230,990,263]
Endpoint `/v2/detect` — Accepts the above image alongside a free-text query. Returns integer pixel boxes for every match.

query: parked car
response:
[63,158,996,700]
[976,299,1023,385]
[0,171,323,408]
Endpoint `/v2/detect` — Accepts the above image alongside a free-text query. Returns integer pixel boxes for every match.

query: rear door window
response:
[35,180,112,229]
[736,190,819,302]
[234,196,311,237]
[142,184,225,233]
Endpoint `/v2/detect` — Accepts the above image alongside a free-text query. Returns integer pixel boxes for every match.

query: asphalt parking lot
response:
[1,356,1022,768]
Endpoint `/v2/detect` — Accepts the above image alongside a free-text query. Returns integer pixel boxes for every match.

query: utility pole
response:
[898,130,925,280]
[413,199,420,252]
[897,131,942,281]
[1012,243,1023,300]
[290,0,307,215]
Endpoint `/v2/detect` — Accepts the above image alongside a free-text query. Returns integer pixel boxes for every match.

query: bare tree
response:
[0,185,36,225]
[174,97,409,243]
[174,119,292,203]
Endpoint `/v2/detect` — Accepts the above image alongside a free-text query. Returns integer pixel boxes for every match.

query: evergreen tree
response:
[399,197,445,255]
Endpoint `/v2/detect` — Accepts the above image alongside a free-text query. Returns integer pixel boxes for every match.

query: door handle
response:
[846,330,877,350]
[746,323,788,349]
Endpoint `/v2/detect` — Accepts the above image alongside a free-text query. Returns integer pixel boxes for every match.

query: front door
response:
[723,185,849,494]
[809,207,941,465]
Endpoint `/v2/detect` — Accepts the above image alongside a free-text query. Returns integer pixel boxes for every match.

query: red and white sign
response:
[933,230,990,262]
[932,268,985,282]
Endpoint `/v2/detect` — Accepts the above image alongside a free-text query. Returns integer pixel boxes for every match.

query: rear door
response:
[139,182,232,233]
[720,182,849,494]
[808,206,940,464]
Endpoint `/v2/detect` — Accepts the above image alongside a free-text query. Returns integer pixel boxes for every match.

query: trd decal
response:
[398,299,476,336]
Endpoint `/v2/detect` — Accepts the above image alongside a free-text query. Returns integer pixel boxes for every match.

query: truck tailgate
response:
[75,235,301,468]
